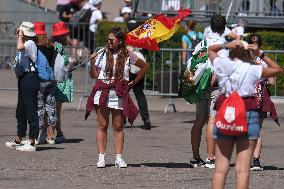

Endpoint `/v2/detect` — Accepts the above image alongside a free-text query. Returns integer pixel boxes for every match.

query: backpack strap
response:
[27,49,38,72]
[184,32,197,47]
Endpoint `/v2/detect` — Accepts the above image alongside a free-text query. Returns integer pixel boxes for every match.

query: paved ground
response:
[0,90,284,189]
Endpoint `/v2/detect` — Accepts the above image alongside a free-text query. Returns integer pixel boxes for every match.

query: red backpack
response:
[214,91,248,136]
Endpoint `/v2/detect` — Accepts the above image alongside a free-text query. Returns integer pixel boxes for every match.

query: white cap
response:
[89,0,102,6]
[121,7,132,15]
[19,22,36,37]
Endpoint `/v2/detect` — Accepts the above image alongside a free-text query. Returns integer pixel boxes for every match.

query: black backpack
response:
[70,8,93,25]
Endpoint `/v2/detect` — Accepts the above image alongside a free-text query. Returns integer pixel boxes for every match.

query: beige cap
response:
[19,22,36,37]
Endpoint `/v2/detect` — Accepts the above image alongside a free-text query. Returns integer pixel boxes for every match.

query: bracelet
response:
[259,51,265,59]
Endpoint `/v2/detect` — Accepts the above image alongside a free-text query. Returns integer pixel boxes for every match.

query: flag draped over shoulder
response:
[125,9,191,51]
[179,39,212,104]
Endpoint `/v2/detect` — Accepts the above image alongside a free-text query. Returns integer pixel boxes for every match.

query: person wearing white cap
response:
[5,22,40,152]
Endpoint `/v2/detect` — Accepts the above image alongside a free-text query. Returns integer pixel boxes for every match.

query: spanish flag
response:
[126,9,191,51]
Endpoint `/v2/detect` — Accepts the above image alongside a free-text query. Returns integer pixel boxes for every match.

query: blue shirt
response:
[182,31,203,49]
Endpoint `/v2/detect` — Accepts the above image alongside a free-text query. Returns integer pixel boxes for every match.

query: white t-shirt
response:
[82,3,102,33]
[95,50,139,81]
[213,57,262,97]
[203,26,232,39]
[232,26,244,36]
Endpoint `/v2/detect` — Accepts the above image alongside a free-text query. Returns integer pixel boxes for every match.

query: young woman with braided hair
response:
[86,26,149,168]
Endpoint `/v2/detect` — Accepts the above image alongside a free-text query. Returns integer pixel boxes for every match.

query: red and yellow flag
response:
[125,9,191,51]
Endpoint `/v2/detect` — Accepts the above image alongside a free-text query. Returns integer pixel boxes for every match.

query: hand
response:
[247,44,260,56]
[90,52,98,64]
[128,80,136,88]
[227,40,243,49]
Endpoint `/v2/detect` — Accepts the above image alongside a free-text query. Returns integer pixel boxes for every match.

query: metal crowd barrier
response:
[0,44,283,113]
[76,47,284,113]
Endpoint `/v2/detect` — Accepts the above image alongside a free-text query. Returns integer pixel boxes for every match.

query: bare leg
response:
[96,106,110,154]
[235,139,257,189]
[111,109,124,154]
[253,118,263,158]
[191,115,207,158]
[207,116,215,160]
[70,39,79,64]
[47,125,55,139]
[212,139,235,189]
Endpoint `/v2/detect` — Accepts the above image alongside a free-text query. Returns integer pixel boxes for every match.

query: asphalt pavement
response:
[0,90,284,189]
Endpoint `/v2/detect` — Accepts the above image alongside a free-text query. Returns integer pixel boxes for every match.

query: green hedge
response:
[95,22,284,95]
[255,31,284,96]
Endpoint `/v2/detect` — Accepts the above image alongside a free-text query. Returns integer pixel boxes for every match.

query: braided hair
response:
[105,26,129,81]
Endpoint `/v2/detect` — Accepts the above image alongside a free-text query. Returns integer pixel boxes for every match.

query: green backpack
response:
[179,40,212,104]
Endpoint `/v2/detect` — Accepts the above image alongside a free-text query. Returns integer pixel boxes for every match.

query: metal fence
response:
[1,44,283,112]
[134,0,284,17]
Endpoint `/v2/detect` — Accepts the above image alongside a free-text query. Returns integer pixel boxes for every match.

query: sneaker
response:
[115,154,127,168]
[190,157,206,168]
[96,153,106,168]
[16,142,36,152]
[250,158,264,171]
[46,138,56,145]
[55,135,66,143]
[5,140,24,149]
[204,158,215,169]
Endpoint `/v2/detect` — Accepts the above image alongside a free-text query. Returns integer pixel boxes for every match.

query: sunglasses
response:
[106,38,118,44]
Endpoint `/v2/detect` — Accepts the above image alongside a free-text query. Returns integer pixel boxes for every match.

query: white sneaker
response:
[55,135,66,143]
[21,140,31,145]
[115,154,127,168]
[96,153,106,168]
[46,137,56,145]
[5,140,23,149]
[16,142,36,152]
[204,158,215,169]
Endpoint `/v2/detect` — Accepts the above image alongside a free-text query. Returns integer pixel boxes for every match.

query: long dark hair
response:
[105,26,129,81]
[229,46,252,63]
[247,33,262,47]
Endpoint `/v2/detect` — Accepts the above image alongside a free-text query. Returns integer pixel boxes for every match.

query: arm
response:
[89,52,99,79]
[261,55,283,78]
[208,40,243,63]
[211,73,218,88]
[16,29,25,50]
[128,58,149,87]
[267,77,275,86]
[247,44,283,78]
[182,41,187,64]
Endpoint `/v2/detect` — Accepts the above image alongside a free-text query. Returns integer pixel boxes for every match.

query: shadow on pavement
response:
[141,162,193,168]
[264,166,284,170]
[63,138,84,143]
[124,125,159,129]
[36,147,65,151]
[181,120,195,123]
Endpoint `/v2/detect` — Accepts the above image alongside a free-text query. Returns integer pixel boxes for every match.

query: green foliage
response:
[256,31,284,96]
[95,22,127,47]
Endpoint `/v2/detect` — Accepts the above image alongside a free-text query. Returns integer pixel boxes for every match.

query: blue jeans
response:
[213,111,260,140]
